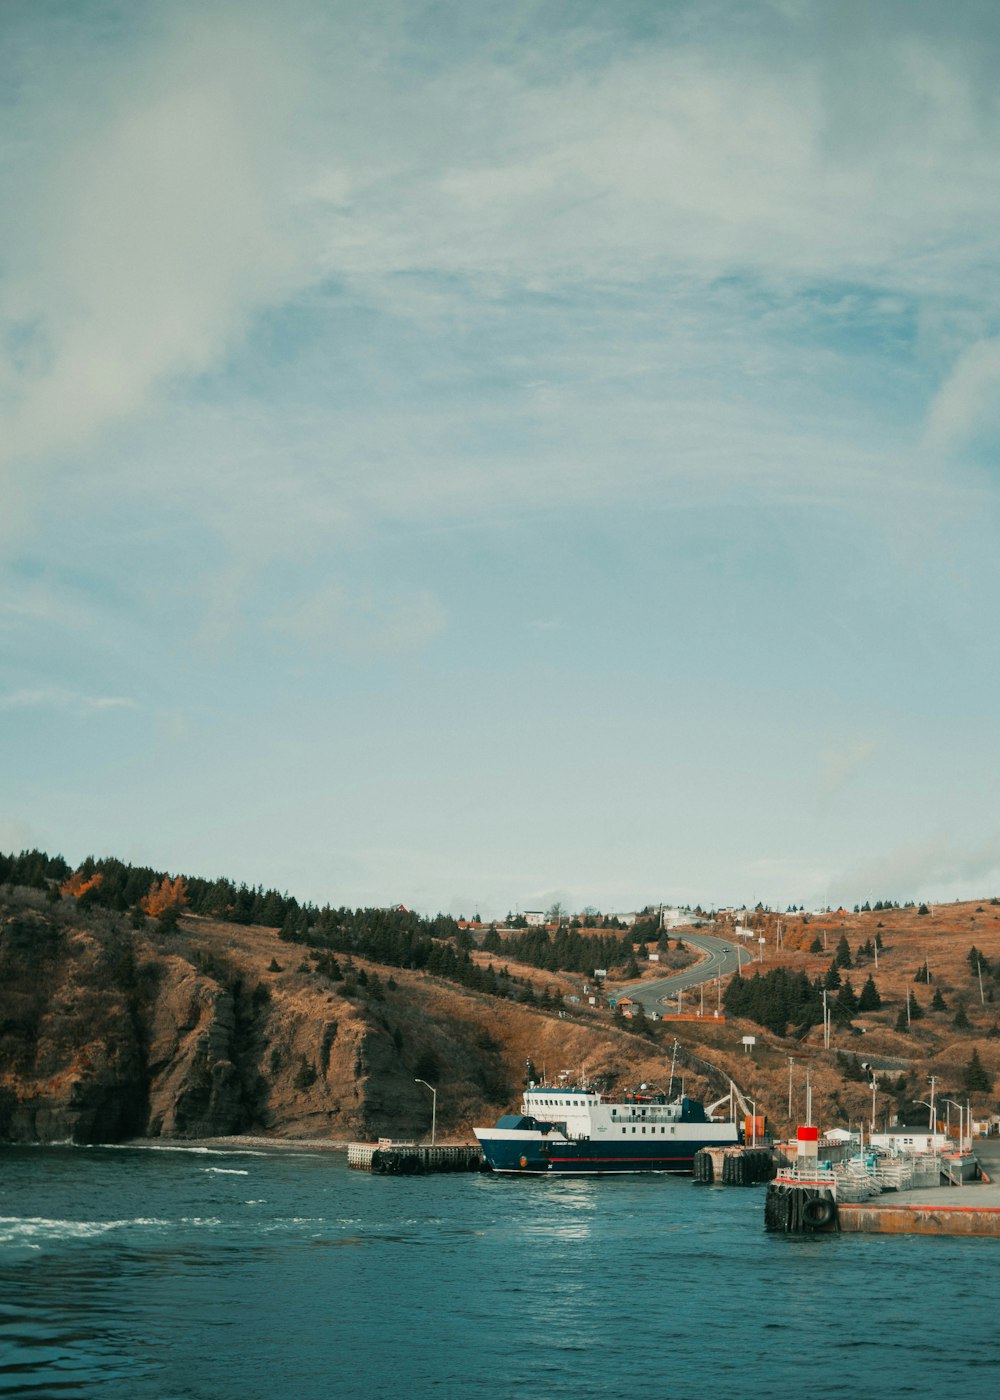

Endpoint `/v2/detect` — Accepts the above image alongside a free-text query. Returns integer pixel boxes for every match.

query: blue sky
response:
[3,0,1000,917]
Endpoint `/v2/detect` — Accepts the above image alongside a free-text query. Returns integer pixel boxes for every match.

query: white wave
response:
[0,1215,170,1242]
[203,1167,249,1176]
[98,1143,268,1157]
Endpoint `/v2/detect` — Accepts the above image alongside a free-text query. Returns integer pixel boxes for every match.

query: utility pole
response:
[978,959,986,1006]
[927,1075,938,1131]
[787,1057,794,1119]
[805,1067,813,1128]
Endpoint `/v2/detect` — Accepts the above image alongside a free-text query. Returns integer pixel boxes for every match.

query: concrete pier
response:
[348,1140,484,1174]
[765,1140,1000,1237]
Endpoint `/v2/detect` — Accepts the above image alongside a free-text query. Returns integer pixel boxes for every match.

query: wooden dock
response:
[348,1140,484,1174]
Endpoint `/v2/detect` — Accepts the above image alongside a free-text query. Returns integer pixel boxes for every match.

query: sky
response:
[3,0,1000,918]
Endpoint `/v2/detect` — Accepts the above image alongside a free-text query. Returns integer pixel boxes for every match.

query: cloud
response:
[1,5,313,475]
[820,738,880,797]
[266,582,446,658]
[924,338,1000,453]
[0,687,138,714]
[835,836,1000,905]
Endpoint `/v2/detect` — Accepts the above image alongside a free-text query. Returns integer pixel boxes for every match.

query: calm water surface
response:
[1,1145,997,1399]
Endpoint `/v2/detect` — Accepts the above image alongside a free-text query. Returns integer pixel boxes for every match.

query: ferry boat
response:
[474,1083,740,1175]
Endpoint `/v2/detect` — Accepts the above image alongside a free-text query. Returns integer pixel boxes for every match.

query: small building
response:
[523,910,546,927]
[869,1127,950,1155]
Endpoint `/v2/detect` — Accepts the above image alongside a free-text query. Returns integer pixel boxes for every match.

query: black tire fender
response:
[802,1196,835,1227]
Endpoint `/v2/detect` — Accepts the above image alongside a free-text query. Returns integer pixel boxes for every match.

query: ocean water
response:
[1,1145,997,1400]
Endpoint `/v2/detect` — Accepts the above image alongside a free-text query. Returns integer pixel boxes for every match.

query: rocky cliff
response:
[0,888,687,1144]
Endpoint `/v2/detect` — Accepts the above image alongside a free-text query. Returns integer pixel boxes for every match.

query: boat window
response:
[641,1127,646,1134]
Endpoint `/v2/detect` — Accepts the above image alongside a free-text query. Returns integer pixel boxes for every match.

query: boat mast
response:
[667,1038,680,1099]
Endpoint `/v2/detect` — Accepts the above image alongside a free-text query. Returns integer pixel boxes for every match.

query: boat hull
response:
[475,1131,734,1175]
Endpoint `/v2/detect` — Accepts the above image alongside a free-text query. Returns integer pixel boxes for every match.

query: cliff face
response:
[0,892,404,1142]
[1,889,687,1144]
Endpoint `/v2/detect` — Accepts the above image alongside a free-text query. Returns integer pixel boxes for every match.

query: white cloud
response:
[820,738,880,797]
[924,338,1000,453]
[1,7,313,475]
[836,836,1000,905]
[266,582,446,658]
[0,687,138,714]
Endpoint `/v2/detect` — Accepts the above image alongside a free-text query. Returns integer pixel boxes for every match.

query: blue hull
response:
[478,1135,712,1175]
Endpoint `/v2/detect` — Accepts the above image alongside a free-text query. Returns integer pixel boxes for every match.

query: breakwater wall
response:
[838,1203,1000,1237]
[348,1141,484,1174]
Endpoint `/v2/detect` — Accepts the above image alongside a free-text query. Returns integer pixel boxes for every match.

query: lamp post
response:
[415,1078,437,1146]
[912,1100,934,1149]
[944,1100,964,1154]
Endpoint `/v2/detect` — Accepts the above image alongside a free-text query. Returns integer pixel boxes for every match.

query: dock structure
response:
[348,1140,484,1174]
[764,1139,1000,1237]
[693,1145,774,1185]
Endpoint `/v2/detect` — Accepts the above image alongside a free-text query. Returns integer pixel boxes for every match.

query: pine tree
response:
[858,974,882,1011]
[834,933,853,968]
[908,990,924,1021]
[963,1048,993,1094]
[834,978,859,1020]
[930,988,947,1012]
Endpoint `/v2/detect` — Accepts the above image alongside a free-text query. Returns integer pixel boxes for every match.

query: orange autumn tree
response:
[140,875,189,918]
[60,869,103,899]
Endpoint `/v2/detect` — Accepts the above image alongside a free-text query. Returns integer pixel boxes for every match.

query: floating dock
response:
[348,1140,484,1174]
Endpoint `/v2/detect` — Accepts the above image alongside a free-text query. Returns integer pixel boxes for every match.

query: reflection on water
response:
[2,1146,998,1399]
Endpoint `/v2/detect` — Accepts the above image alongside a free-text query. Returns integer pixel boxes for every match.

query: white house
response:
[869,1127,950,1154]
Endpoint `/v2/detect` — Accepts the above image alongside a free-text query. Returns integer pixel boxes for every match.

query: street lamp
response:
[415,1078,437,1146]
[912,1100,935,1147]
[944,1100,965,1154]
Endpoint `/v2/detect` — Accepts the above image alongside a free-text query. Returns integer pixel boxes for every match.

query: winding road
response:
[617,930,753,1016]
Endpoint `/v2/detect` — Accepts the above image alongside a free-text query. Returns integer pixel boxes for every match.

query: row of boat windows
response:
[618,1126,676,1134]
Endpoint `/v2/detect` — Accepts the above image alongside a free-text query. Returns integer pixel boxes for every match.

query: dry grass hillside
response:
[0,889,725,1144]
[5,885,999,1147]
[703,899,1000,1138]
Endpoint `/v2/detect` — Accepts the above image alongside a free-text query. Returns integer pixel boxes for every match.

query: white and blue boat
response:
[475,1083,740,1175]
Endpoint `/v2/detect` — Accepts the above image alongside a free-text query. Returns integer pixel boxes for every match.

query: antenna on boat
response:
[667,1038,680,1100]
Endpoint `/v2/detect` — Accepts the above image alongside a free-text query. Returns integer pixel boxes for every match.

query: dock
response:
[765,1139,1000,1237]
[347,1139,484,1174]
[693,1145,774,1185]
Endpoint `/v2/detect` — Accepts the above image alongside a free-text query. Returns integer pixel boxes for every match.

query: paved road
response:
[617,930,753,1016]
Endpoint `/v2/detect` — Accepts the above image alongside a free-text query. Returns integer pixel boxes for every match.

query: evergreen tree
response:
[857,974,882,1011]
[834,933,853,968]
[930,988,947,1012]
[824,961,842,990]
[834,978,859,1021]
[963,1048,993,1094]
[907,990,924,1021]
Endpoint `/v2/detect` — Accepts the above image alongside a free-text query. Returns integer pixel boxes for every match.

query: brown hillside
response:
[708,900,1000,1138]
[0,889,725,1145]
